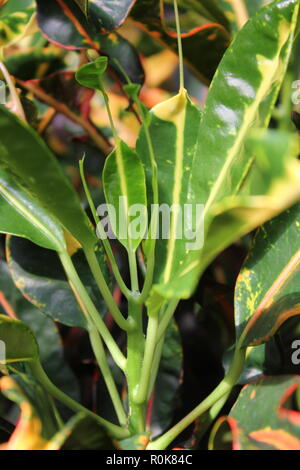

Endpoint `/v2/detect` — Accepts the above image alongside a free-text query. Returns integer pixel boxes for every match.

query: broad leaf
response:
[36,0,144,84]
[235,203,300,348]
[0,105,96,250]
[138,0,300,300]
[0,169,65,252]
[209,376,300,450]
[0,315,38,363]
[103,140,147,252]
[4,49,65,81]
[6,236,110,329]
[0,260,80,399]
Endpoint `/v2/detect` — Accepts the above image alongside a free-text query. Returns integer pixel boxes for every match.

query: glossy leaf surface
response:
[103,140,147,252]
[0,105,96,250]
[235,203,300,348]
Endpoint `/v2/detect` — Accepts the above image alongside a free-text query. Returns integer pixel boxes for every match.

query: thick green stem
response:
[59,250,126,371]
[84,246,132,331]
[89,328,127,426]
[126,299,146,433]
[135,313,159,405]
[146,347,246,450]
[29,360,129,440]
[128,249,139,293]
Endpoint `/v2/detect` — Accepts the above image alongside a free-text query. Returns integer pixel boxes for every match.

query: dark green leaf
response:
[0,315,39,363]
[6,236,110,329]
[0,105,96,250]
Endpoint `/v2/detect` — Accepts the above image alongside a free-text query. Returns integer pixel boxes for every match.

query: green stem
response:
[84,246,132,331]
[59,250,126,371]
[147,335,165,402]
[89,328,127,426]
[29,360,129,440]
[79,158,131,299]
[128,249,139,293]
[135,312,159,405]
[146,347,246,450]
[156,299,179,344]
[126,299,146,433]
[173,0,185,90]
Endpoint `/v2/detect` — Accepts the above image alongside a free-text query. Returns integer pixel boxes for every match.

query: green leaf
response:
[88,0,137,31]
[0,260,80,399]
[0,3,36,47]
[139,0,300,301]
[0,105,96,250]
[209,376,300,450]
[235,203,300,348]
[136,89,201,299]
[0,315,39,363]
[6,236,110,329]
[36,0,144,84]
[103,140,147,252]
[75,57,108,89]
[4,48,65,81]
[0,168,65,252]
[60,415,116,450]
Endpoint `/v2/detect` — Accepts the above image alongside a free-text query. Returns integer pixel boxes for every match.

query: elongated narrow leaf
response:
[235,203,300,348]
[139,0,300,301]
[0,169,65,252]
[0,105,96,250]
[0,315,39,363]
[137,89,201,298]
[103,140,147,252]
[209,376,300,450]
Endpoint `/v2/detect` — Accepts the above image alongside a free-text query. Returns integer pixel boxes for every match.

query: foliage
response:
[0,0,299,451]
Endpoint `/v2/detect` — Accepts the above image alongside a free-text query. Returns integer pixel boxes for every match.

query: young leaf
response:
[209,376,300,450]
[0,315,39,363]
[75,57,108,89]
[235,203,300,348]
[0,105,96,251]
[103,140,148,252]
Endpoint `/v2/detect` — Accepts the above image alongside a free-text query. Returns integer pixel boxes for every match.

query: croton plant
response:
[0,0,299,451]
